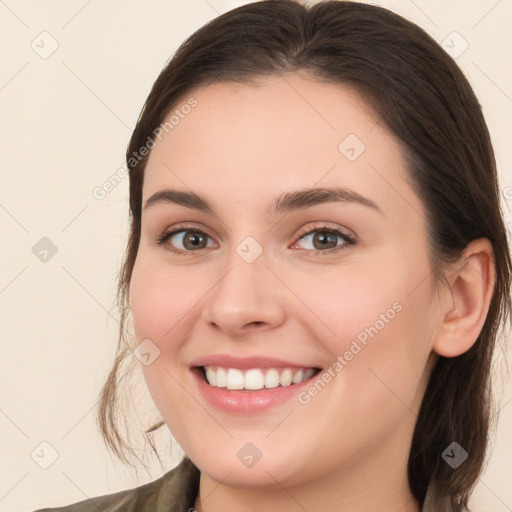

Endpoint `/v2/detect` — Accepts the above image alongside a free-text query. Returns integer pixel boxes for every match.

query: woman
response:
[35,1,511,511]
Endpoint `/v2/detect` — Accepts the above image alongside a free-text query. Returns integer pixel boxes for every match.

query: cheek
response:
[129,258,201,435]
[129,256,202,343]
[129,255,211,404]
[295,256,435,391]
[292,265,435,452]
[291,263,402,350]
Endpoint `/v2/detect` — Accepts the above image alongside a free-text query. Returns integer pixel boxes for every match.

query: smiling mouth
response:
[196,366,322,391]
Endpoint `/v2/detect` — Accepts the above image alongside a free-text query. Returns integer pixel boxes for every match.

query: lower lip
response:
[192,368,317,414]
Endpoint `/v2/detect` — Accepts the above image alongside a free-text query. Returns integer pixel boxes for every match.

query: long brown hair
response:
[97,1,512,509]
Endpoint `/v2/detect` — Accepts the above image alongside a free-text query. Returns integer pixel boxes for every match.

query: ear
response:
[432,238,495,358]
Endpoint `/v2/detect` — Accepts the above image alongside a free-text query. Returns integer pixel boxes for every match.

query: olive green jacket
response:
[33,456,456,511]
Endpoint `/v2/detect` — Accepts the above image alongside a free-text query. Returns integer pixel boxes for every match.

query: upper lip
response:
[190,354,320,370]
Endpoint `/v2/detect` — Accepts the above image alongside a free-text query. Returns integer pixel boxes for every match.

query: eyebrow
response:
[143,186,383,216]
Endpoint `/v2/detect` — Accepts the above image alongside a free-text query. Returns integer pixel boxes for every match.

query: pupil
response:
[185,232,204,249]
[316,232,336,249]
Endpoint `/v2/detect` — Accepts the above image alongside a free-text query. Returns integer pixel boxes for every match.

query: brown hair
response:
[97,1,511,509]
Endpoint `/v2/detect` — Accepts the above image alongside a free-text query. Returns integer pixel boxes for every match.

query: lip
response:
[190,356,321,414]
[190,354,316,370]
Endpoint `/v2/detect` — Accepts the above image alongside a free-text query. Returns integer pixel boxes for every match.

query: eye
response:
[155,223,356,256]
[292,224,356,255]
[155,225,216,255]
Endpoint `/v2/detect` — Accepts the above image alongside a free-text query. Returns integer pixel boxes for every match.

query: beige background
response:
[1,1,511,510]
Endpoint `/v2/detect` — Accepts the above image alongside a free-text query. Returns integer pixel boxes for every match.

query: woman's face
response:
[130,73,441,489]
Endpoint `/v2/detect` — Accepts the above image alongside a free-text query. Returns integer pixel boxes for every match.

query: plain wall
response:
[1,1,511,510]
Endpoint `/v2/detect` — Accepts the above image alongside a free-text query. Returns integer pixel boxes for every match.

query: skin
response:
[129,73,495,512]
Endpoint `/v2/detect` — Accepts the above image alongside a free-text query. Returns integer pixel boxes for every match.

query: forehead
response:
[142,73,422,221]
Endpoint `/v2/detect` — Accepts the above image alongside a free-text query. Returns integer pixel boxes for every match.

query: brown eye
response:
[156,228,216,254]
[294,226,355,254]
[178,231,209,250]
[311,231,339,250]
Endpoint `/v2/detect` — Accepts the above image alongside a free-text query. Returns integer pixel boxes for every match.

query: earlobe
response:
[432,238,495,358]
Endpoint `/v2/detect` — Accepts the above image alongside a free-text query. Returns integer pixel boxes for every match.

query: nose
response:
[200,245,287,337]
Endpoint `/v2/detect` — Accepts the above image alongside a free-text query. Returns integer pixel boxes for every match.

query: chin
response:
[187,442,314,489]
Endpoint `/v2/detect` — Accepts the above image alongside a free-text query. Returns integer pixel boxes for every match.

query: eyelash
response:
[155,223,357,257]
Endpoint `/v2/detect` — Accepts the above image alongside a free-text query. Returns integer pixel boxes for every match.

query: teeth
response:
[292,369,303,384]
[206,367,216,387]
[303,368,316,380]
[279,368,293,387]
[245,369,264,390]
[203,366,317,390]
[216,367,227,387]
[264,368,280,388]
[226,368,244,390]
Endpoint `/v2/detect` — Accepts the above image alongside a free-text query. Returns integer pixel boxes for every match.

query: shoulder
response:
[32,456,200,512]
[421,480,471,512]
